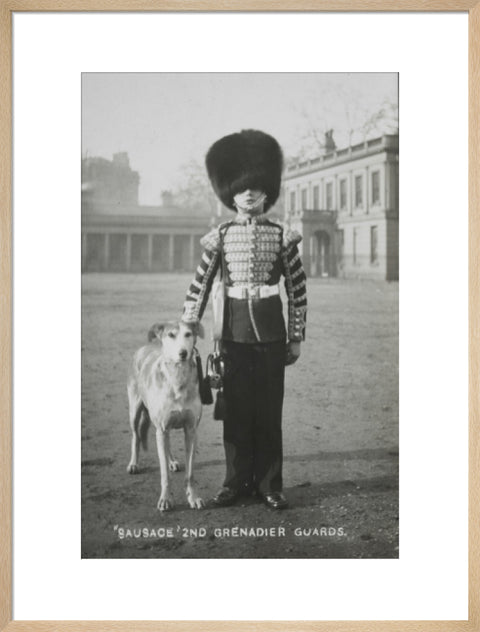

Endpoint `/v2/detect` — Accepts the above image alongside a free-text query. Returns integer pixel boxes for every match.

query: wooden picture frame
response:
[0,2,478,630]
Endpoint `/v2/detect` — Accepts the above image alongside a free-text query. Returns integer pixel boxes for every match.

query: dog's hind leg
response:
[184,419,204,509]
[138,406,151,451]
[155,427,174,511]
[127,386,144,474]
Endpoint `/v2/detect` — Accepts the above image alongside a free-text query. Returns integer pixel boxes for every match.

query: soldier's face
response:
[233,189,266,215]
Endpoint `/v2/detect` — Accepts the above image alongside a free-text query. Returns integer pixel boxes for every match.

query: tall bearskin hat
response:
[205,129,283,212]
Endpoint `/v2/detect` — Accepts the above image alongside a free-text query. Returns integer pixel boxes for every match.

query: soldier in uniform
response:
[183,129,307,510]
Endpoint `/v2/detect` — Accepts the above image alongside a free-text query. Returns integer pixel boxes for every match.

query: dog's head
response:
[147,320,204,363]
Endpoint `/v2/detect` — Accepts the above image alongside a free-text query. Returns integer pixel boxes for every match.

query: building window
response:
[339,179,347,210]
[326,182,333,210]
[371,171,380,205]
[370,226,378,264]
[290,191,296,212]
[355,175,363,208]
[301,188,308,210]
[313,185,320,209]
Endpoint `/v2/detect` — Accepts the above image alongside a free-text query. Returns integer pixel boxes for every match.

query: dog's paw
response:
[127,463,139,474]
[187,495,205,510]
[169,459,180,472]
[157,495,174,511]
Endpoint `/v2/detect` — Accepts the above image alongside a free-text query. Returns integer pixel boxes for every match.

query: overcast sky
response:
[82,73,398,205]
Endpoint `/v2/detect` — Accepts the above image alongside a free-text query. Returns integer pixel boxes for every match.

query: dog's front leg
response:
[167,446,180,473]
[155,428,174,511]
[126,390,143,474]
[184,423,204,509]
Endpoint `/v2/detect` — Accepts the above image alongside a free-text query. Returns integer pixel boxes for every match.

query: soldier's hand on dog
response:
[285,341,301,366]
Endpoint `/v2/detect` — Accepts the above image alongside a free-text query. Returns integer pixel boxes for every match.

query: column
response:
[349,170,354,216]
[365,166,370,215]
[147,234,153,272]
[319,237,325,276]
[309,234,316,277]
[126,233,131,272]
[103,233,110,271]
[385,162,392,211]
[168,234,175,271]
[381,163,386,210]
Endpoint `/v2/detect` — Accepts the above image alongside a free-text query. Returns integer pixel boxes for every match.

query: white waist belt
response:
[226,284,280,299]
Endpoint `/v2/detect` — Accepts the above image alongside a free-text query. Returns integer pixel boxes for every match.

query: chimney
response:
[324,130,336,153]
[161,190,174,207]
[113,152,130,168]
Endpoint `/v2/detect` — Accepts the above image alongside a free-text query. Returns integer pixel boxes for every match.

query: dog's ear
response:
[148,323,165,342]
[191,322,205,339]
[181,319,205,339]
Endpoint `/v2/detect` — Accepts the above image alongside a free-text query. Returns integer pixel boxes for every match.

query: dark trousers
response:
[221,340,286,495]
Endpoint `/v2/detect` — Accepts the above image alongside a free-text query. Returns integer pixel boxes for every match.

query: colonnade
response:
[82,232,201,273]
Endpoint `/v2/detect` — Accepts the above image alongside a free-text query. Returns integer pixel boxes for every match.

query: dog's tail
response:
[135,405,151,451]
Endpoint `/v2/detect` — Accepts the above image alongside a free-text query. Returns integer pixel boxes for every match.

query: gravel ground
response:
[81,273,398,559]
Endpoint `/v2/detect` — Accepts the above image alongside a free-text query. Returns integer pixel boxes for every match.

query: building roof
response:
[285,134,399,180]
[82,201,212,218]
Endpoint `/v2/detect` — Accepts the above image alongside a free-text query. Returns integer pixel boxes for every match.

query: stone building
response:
[82,205,209,273]
[283,134,399,281]
[82,155,212,273]
[82,136,398,279]
[82,152,140,207]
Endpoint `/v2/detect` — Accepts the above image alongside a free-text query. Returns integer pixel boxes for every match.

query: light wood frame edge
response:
[0,1,478,630]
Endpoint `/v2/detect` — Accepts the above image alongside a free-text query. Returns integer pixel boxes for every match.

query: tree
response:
[171,159,219,217]
[290,76,398,161]
[360,99,398,139]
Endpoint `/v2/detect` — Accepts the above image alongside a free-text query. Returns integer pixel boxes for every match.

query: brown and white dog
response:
[127,320,204,511]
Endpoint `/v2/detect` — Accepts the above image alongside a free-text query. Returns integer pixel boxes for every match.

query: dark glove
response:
[285,341,301,366]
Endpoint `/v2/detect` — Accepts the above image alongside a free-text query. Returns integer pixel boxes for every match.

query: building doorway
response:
[311,230,331,277]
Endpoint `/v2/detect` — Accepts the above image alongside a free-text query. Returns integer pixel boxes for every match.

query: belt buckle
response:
[249,286,260,299]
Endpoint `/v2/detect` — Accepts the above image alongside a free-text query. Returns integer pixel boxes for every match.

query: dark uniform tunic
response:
[184,214,307,494]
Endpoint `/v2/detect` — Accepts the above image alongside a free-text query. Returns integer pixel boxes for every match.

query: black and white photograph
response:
[81,72,399,559]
